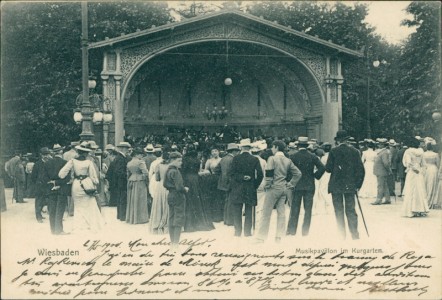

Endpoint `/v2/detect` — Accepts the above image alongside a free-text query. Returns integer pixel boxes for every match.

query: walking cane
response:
[355,192,369,237]
[252,206,256,233]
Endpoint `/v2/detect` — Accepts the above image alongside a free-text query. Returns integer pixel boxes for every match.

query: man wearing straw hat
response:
[372,138,392,205]
[229,138,263,237]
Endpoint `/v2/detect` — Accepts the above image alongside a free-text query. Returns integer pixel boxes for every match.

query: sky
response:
[361,1,415,44]
[167,1,416,45]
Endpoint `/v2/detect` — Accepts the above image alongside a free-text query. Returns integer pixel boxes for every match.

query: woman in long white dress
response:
[314,144,332,215]
[149,152,169,234]
[358,141,377,198]
[59,145,105,232]
[401,138,429,217]
[423,143,440,208]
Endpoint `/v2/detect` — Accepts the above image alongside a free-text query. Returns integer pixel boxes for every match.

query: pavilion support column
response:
[114,76,124,144]
[336,59,344,130]
[101,76,109,148]
[322,102,339,143]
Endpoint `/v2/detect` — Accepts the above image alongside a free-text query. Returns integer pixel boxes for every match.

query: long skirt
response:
[425,164,439,208]
[359,161,377,198]
[183,173,214,232]
[126,180,149,224]
[150,182,169,234]
[72,180,105,232]
[202,174,224,222]
[402,171,429,217]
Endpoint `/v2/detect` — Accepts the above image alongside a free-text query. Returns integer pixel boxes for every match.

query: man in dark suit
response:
[30,147,52,223]
[215,143,240,226]
[287,136,325,236]
[107,142,131,221]
[229,139,263,237]
[396,144,408,197]
[325,130,365,240]
[388,139,399,198]
[42,144,70,234]
[5,152,21,202]
[372,138,392,205]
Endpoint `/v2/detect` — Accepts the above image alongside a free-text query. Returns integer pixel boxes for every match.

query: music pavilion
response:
[89,10,362,146]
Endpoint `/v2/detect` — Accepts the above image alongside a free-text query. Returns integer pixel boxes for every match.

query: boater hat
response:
[52,144,64,152]
[75,142,91,152]
[226,143,240,151]
[144,144,154,153]
[117,142,132,148]
[238,138,252,148]
[297,136,309,147]
[105,144,115,151]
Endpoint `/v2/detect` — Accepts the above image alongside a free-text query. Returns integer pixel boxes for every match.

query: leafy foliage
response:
[1,2,171,153]
[1,1,439,155]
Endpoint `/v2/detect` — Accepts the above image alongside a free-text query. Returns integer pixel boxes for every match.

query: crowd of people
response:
[3,129,441,249]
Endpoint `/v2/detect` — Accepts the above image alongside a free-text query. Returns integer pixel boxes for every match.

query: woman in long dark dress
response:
[203,147,224,222]
[182,146,215,232]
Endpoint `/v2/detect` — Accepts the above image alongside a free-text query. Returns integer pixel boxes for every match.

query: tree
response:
[393,1,441,139]
[1,2,171,154]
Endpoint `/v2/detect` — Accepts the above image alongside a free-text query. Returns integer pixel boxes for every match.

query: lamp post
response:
[365,45,386,139]
[74,79,113,147]
[78,1,93,141]
[432,109,441,145]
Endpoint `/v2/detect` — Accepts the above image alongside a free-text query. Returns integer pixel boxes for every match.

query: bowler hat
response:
[334,130,349,141]
[132,147,145,155]
[40,147,51,155]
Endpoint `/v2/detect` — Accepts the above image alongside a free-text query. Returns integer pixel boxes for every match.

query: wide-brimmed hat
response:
[376,138,388,145]
[40,147,51,155]
[144,143,154,153]
[52,144,64,152]
[424,137,436,145]
[226,143,240,151]
[297,136,309,146]
[70,141,80,146]
[75,141,91,152]
[238,138,252,148]
[87,141,99,150]
[117,142,132,148]
[334,130,349,141]
[105,144,115,151]
[348,137,357,144]
[288,142,297,149]
[388,139,397,146]
[251,146,261,153]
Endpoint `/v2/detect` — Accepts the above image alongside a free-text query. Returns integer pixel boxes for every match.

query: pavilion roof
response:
[89,9,363,58]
